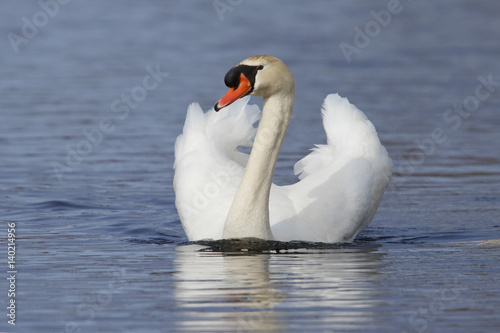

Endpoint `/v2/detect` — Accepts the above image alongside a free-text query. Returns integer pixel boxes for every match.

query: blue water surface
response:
[1,1,499,332]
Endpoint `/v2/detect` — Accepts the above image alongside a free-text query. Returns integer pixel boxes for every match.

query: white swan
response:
[174,55,392,243]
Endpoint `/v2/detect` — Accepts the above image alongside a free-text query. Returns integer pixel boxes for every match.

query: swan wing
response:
[271,94,392,242]
[174,97,260,240]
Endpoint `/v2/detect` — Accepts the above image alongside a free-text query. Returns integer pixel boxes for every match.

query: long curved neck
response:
[222,92,294,240]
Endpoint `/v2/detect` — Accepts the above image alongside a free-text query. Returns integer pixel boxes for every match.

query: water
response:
[1,1,500,332]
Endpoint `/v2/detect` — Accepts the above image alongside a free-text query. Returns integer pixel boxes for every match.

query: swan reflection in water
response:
[173,242,386,332]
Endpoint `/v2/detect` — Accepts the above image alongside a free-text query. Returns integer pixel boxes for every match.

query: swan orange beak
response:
[214,73,252,111]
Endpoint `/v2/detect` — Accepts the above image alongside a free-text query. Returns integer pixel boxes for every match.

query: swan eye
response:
[256,65,264,70]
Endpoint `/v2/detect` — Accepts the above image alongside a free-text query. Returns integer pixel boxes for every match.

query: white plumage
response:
[174,55,392,243]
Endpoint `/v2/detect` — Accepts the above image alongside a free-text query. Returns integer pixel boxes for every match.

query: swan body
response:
[174,55,392,243]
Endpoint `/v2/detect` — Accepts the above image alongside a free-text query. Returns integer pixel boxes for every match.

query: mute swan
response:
[174,55,392,243]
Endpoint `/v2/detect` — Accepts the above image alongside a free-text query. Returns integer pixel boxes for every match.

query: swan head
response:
[214,55,294,111]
